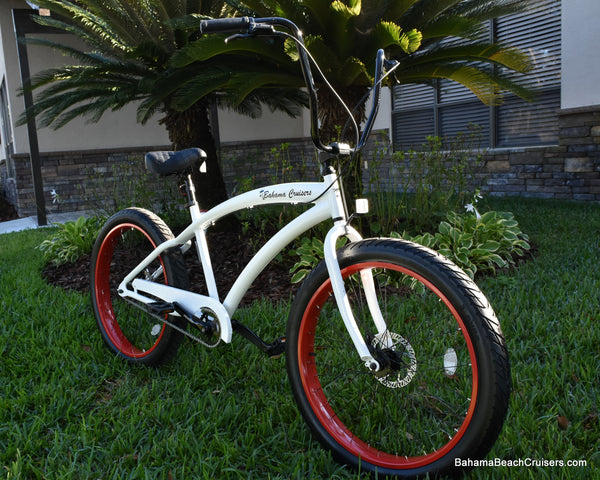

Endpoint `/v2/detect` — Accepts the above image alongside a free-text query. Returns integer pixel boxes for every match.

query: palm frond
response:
[224,70,304,106]
[415,15,485,41]
[300,0,331,32]
[409,42,532,73]
[400,0,463,29]
[448,0,529,22]
[167,13,212,33]
[170,69,233,110]
[256,87,309,116]
[19,37,108,70]
[171,35,291,67]
[32,3,132,55]
[381,0,420,20]
[396,61,532,104]
[374,21,422,52]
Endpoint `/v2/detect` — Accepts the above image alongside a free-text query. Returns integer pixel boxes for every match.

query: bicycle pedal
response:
[267,336,286,359]
[147,301,175,315]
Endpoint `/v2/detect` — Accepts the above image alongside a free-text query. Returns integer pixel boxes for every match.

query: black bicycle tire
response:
[90,207,189,366]
[285,238,510,478]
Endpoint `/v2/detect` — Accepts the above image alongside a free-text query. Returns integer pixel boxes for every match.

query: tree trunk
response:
[162,100,228,208]
[161,100,239,231]
[318,86,369,203]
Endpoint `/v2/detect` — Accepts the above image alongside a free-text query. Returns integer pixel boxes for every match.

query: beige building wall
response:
[561,0,600,109]
[2,1,392,159]
[1,2,307,156]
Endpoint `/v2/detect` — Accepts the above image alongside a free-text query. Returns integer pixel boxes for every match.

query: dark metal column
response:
[12,9,48,225]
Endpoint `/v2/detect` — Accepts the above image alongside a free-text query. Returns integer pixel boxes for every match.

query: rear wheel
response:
[90,208,189,366]
[286,239,510,478]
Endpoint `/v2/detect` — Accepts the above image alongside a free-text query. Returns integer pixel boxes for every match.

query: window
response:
[0,78,14,164]
[392,0,561,149]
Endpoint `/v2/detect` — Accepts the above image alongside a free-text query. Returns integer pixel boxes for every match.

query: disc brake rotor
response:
[371,331,417,389]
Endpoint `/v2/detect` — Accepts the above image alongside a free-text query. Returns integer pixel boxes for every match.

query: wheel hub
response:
[371,331,417,388]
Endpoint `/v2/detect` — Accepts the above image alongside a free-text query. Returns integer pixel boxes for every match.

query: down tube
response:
[223,201,331,315]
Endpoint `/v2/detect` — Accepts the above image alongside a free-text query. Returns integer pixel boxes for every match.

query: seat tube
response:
[185,174,219,300]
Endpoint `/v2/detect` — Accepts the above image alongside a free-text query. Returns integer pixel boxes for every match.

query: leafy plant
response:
[364,128,486,235]
[441,210,530,276]
[289,236,348,284]
[37,215,104,266]
[232,143,322,249]
[394,201,530,279]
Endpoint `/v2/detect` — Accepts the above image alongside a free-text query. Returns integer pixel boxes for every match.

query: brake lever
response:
[225,33,254,44]
[383,58,400,84]
[225,23,277,44]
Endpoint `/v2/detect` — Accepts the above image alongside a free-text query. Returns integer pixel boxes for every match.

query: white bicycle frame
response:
[117,170,387,370]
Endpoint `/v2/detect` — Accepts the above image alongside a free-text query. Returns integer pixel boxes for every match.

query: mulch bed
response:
[41,230,299,306]
[38,215,536,303]
[0,196,18,222]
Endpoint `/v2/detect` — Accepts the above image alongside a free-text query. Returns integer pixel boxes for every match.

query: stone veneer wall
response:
[3,146,178,217]
[482,105,600,200]
[3,106,600,218]
[2,139,321,218]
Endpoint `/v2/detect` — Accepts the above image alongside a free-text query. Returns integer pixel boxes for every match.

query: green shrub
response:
[289,236,348,284]
[78,160,182,222]
[364,127,485,234]
[37,216,104,265]
[438,210,529,277]
[393,200,530,278]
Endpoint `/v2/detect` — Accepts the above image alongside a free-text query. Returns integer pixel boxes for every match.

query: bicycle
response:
[90,16,510,479]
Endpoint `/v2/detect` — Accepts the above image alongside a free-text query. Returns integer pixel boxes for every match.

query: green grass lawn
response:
[0,197,598,479]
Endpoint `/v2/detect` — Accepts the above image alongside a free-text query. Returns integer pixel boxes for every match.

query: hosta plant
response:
[38,215,104,266]
[394,208,530,279]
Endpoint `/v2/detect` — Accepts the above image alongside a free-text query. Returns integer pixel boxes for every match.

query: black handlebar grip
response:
[199,17,253,34]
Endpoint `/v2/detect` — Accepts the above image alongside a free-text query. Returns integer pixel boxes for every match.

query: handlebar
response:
[200,17,390,157]
[199,17,253,34]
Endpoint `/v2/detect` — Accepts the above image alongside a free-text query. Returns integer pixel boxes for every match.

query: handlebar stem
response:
[356,49,385,151]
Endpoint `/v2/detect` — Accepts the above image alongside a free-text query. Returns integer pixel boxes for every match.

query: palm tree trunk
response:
[161,101,239,231]
[318,86,369,203]
[162,100,228,208]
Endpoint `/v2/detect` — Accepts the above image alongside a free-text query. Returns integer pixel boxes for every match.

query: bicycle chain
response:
[124,298,221,349]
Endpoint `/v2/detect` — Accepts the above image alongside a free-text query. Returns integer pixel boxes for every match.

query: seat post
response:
[184,173,204,222]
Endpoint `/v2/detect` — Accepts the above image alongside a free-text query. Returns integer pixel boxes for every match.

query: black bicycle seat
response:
[144,148,207,176]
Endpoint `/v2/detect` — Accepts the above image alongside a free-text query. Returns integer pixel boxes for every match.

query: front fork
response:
[323,223,388,372]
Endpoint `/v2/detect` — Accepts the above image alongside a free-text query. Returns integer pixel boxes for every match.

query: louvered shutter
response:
[392,83,435,148]
[495,0,561,147]
[438,81,490,143]
[392,0,561,149]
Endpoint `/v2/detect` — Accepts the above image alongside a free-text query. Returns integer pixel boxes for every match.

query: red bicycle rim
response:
[297,261,479,469]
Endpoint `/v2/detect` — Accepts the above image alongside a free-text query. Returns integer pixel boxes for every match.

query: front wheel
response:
[90,208,189,366]
[286,239,510,478]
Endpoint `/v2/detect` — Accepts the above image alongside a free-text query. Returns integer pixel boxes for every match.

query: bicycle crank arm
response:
[123,279,233,343]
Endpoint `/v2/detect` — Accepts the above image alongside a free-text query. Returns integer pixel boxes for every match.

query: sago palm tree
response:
[229,0,532,137]
[19,0,306,212]
[194,0,532,199]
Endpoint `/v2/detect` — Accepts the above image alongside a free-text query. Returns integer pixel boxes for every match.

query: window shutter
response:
[392,0,561,149]
[438,80,490,144]
[392,83,435,148]
[496,0,561,147]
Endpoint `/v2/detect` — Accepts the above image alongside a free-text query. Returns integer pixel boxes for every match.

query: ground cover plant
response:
[0,197,598,479]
